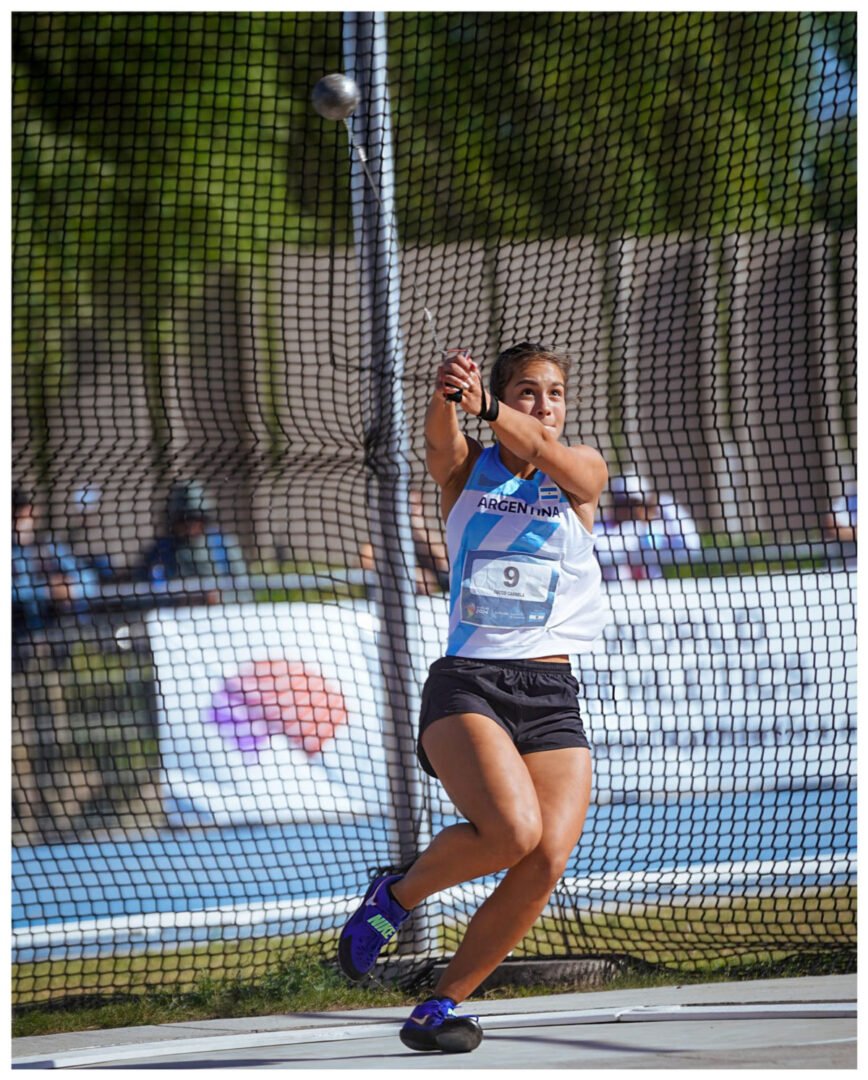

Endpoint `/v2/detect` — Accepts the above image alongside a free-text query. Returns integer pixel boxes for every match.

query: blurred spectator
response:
[822,483,857,543]
[360,488,450,595]
[12,486,101,635]
[653,491,703,554]
[66,483,114,582]
[595,475,701,580]
[136,481,246,600]
[12,486,101,841]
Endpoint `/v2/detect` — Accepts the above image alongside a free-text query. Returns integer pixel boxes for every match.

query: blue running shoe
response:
[399,996,484,1053]
[338,873,410,981]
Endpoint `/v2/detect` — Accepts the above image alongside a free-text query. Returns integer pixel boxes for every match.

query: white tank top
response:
[445,444,609,658]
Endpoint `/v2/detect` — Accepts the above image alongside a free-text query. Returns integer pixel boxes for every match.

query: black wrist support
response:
[478,387,500,422]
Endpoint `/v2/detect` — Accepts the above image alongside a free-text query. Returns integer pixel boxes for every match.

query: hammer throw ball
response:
[312,73,361,120]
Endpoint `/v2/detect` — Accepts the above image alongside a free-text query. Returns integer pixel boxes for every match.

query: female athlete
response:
[339,341,609,1053]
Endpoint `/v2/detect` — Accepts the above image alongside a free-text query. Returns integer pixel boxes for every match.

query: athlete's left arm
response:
[490,407,608,505]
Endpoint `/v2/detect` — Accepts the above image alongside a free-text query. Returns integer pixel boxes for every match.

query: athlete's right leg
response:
[389,712,543,911]
[338,712,540,985]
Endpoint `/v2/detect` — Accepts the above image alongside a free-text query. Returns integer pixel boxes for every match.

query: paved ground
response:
[12,974,856,1070]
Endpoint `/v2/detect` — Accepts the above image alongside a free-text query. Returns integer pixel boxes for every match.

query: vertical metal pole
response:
[343,12,432,943]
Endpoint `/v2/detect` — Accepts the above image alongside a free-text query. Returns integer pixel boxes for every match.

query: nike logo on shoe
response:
[366,913,396,939]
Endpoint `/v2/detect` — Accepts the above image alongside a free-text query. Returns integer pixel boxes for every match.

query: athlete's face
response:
[502,360,568,438]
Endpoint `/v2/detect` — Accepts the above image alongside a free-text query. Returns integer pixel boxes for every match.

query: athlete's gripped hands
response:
[425,348,486,504]
[436,349,485,417]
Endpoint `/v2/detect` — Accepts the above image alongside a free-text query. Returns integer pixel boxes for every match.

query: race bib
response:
[459,550,559,628]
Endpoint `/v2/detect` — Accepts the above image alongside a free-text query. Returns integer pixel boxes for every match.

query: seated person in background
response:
[136,481,246,599]
[595,475,701,580]
[822,483,857,543]
[654,490,703,554]
[359,488,450,595]
[12,487,100,634]
[66,484,114,582]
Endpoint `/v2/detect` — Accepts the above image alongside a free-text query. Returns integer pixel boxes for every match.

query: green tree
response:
[387,11,854,242]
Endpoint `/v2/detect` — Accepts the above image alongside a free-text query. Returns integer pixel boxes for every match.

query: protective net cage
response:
[12,12,855,1006]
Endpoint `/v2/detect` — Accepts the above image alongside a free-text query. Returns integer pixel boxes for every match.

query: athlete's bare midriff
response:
[531,654,571,663]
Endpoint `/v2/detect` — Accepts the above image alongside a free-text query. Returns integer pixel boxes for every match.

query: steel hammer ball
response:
[312,73,361,120]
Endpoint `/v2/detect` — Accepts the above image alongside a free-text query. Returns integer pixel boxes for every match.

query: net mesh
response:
[12,11,856,1005]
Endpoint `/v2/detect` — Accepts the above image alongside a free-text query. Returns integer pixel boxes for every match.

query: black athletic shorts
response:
[417,655,590,778]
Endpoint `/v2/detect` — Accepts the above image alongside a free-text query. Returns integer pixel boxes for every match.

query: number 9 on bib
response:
[459,550,559,628]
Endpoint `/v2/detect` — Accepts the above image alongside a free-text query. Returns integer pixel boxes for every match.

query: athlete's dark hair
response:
[489,341,573,401]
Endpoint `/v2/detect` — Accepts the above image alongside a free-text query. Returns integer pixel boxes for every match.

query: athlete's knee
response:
[522,841,573,891]
[485,810,544,868]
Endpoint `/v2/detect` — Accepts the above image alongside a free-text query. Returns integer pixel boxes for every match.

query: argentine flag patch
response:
[540,484,560,502]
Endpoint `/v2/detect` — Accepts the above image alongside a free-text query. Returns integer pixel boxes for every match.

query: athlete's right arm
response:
[425,352,482,510]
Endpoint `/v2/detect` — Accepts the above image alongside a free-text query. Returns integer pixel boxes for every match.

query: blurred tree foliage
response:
[12,10,855,406]
[391,11,855,241]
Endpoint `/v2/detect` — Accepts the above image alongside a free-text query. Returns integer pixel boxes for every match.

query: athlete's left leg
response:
[431,745,592,1005]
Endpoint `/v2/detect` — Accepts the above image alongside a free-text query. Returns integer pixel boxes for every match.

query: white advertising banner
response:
[147,602,391,826]
[148,571,855,824]
[577,569,856,799]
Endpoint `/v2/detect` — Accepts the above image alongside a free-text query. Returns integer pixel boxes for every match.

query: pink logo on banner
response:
[207,660,349,756]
